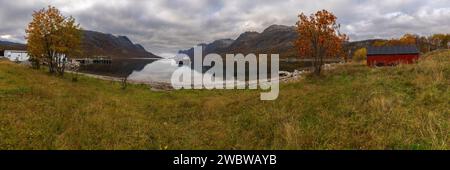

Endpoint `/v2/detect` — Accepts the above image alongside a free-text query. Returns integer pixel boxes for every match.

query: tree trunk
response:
[121,77,128,90]
[314,64,321,76]
[31,58,40,69]
[49,57,54,73]
[59,56,66,76]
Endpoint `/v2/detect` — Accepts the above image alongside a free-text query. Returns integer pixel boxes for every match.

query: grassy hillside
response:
[0,50,449,150]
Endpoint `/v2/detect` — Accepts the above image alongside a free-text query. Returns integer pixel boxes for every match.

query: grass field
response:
[0,50,449,150]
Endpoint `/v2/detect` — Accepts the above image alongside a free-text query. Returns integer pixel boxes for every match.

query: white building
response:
[3,50,30,62]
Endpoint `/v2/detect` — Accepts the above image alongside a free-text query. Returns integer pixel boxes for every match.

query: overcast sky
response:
[1,0,449,57]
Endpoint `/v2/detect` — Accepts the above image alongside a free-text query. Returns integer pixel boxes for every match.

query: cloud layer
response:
[1,0,450,57]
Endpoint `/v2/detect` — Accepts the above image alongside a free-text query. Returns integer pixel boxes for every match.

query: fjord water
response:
[78,58,158,78]
[78,58,314,84]
[127,58,314,84]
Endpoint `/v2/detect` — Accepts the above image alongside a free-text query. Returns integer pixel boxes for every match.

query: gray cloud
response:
[1,0,450,57]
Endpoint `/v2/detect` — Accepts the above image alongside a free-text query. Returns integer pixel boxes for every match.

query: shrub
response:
[353,48,367,63]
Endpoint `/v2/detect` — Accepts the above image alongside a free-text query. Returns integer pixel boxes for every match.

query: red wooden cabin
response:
[367,46,420,67]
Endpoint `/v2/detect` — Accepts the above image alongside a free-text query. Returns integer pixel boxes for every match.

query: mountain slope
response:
[228,25,298,57]
[0,41,27,51]
[178,38,234,57]
[179,25,298,58]
[1,30,161,59]
[179,24,385,59]
[81,30,160,58]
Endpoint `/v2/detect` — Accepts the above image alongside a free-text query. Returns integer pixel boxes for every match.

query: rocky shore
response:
[279,63,342,82]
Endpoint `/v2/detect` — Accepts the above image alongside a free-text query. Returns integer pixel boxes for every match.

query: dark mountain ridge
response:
[0,41,27,51]
[178,38,235,57]
[81,30,160,58]
[179,24,384,59]
[179,24,298,58]
[1,30,161,59]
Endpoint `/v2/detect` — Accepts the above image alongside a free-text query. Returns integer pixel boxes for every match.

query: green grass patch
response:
[0,50,449,150]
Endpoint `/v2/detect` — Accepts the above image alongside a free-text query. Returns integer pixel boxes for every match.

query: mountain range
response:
[179,24,383,59]
[1,26,384,59]
[179,25,298,59]
[0,41,27,50]
[0,30,161,59]
[81,30,160,58]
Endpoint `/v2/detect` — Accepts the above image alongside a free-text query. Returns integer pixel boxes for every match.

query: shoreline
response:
[70,71,174,91]
[73,62,343,90]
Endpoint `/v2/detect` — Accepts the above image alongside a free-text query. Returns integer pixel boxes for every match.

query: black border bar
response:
[0,150,448,169]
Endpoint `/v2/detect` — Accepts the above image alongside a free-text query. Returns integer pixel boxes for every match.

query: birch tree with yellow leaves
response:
[26,6,82,76]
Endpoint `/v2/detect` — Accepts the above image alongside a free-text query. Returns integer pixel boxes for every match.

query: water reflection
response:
[127,58,312,85]
[78,58,316,84]
[128,59,193,83]
[78,58,157,77]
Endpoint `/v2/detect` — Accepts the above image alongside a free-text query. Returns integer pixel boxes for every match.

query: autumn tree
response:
[430,34,450,49]
[372,40,388,47]
[295,10,348,75]
[374,33,450,53]
[373,34,417,47]
[397,34,417,45]
[26,6,82,76]
[353,48,367,63]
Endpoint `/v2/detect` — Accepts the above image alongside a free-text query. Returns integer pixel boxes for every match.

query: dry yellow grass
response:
[0,50,449,150]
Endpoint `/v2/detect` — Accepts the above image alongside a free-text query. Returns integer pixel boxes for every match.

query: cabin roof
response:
[4,50,28,53]
[367,45,419,55]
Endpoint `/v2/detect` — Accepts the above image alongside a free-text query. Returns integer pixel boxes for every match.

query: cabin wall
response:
[367,54,419,66]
